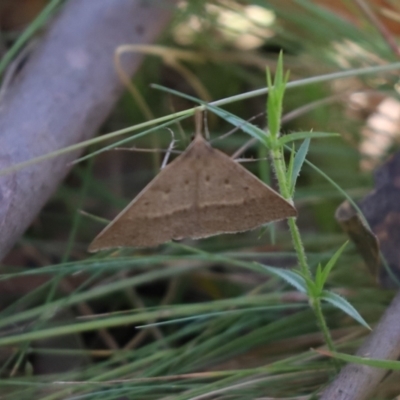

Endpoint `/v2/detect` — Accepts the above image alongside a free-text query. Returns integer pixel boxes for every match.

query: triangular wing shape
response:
[88,135,297,252]
[191,138,297,238]
[88,139,200,252]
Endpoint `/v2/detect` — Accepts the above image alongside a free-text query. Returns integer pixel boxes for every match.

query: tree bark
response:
[0,0,174,259]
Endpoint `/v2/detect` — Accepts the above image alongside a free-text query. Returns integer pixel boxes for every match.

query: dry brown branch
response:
[0,0,175,259]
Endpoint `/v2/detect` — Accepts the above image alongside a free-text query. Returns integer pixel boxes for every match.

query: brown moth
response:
[88,112,297,252]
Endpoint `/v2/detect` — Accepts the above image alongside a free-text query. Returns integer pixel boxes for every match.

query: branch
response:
[0,0,175,259]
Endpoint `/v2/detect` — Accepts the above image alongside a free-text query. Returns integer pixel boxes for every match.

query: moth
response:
[89,113,297,251]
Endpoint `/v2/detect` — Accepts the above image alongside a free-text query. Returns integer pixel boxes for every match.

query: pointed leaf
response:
[318,350,400,370]
[315,263,323,293]
[261,265,307,293]
[291,138,310,193]
[266,52,287,139]
[267,87,279,139]
[278,131,339,146]
[286,143,295,187]
[275,51,284,87]
[321,241,349,285]
[146,85,271,145]
[321,290,370,329]
[305,277,319,298]
[206,104,269,144]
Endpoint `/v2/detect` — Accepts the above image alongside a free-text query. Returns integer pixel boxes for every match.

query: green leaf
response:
[266,51,288,139]
[321,290,370,329]
[275,51,284,87]
[321,351,400,370]
[315,263,323,293]
[286,143,295,188]
[304,276,319,298]
[206,104,269,145]
[0,0,65,77]
[138,85,271,146]
[278,131,339,146]
[258,140,270,184]
[261,265,307,293]
[266,79,279,139]
[321,241,349,286]
[291,137,310,194]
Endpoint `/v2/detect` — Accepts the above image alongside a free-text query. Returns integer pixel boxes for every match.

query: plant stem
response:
[312,296,338,357]
[287,218,309,277]
[266,54,337,355]
[270,146,309,273]
[270,143,336,354]
[270,147,288,196]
